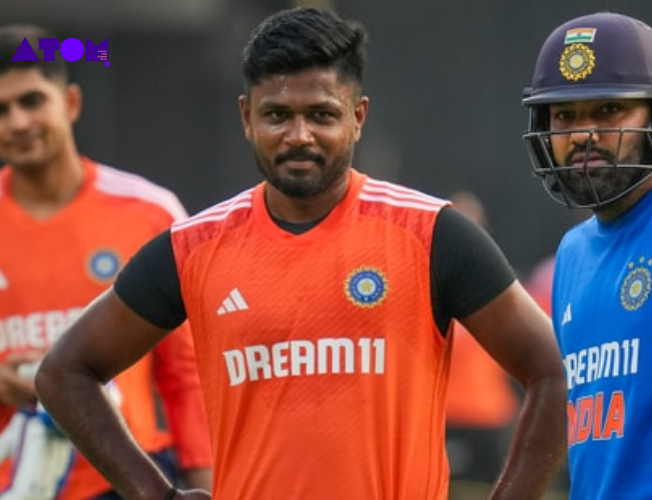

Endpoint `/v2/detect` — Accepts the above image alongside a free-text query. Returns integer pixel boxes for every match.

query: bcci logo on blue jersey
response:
[620,257,652,311]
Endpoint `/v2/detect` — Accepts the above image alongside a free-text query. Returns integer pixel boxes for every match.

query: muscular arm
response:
[36,230,210,500]
[462,282,566,499]
[153,327,213,490]
[433,207,566,499]
[116,233,212,489]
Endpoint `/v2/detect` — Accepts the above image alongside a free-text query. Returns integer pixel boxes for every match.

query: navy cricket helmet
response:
[522,12,652,209]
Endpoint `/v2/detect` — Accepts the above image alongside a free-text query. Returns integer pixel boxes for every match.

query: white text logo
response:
[224,337,386,386]
[217,288,249,316]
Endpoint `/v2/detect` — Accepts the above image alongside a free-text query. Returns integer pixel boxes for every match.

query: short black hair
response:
[241,7,368,93]
[0,24,69,82]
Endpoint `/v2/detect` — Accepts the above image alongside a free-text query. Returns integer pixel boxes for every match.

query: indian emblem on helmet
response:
[559,43,595,82]
[521,12,652,209]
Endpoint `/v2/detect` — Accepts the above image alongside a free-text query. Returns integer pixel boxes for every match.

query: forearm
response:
[489,376,567,499]
[154,328,212,471]
[36,365,173,500]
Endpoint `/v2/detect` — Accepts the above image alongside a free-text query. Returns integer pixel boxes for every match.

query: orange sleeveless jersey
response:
[171,170,453,499]
[0,158,211,499]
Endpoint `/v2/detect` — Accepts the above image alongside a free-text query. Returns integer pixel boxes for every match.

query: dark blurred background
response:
[2,0,649,277]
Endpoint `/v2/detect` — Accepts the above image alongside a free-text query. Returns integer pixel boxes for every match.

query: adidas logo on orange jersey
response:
[0,268,7,290]
[217,288,249,315]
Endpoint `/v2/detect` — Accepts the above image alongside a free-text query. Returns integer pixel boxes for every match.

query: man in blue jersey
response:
[522,11,652,499]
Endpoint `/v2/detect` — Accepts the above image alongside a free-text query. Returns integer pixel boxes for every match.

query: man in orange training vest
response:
[0,24,212,499]
[36,7,565,500]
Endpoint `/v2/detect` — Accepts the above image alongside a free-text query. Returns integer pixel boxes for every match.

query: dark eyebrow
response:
[0,91,43,110]
[19,90,45,99]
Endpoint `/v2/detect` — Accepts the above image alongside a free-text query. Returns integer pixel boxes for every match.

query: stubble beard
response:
[557,140,650,206]
[254,150,352,199]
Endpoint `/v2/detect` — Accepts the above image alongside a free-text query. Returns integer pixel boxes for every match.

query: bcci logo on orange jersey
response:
[87,249,121,282]
[12,37,109,66]
[345,267,388,308]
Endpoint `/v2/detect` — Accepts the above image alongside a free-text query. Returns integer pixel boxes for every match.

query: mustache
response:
[9,131,38,140]
[275,149,324,166]
[564,145,615,165]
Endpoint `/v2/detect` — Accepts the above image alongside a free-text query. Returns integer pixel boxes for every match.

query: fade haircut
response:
[241,7,368,94]
[0,24,69,82]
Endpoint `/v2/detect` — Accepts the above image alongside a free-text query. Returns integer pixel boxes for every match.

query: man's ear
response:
[353,95,369,142]
[65,83,82,124]
[238,94,253,141]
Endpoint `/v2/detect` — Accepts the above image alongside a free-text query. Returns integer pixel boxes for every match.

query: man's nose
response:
[285,116,314,146]
[568,119,600,148]
[7,106,31,131]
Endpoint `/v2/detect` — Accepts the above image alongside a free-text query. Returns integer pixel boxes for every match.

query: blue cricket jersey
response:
[553,189,652,499]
